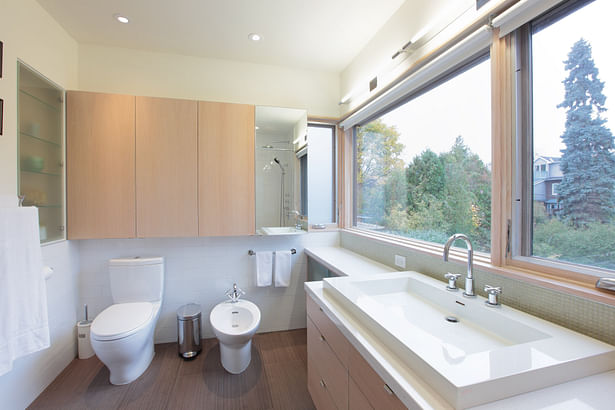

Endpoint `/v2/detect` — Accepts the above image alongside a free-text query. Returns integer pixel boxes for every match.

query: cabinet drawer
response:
[307,317,348,410]
[306,295,349,367]
[308,355,337,410]
[349,345,406,410]
[349,376,374,410]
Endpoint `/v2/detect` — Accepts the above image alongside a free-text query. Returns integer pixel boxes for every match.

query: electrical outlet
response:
[394,255,406,269]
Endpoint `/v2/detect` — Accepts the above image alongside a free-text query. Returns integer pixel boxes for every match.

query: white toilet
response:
[90,257,164,385]
[210,285,261,374]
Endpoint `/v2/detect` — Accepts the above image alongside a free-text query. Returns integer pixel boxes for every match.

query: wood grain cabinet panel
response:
[307,317,348,410]
[349,345,406,410]
[198,101,255,236]
[307,295,350,367]
[66,91,136,239]
[349,376,374,410]
[136,97,198,237]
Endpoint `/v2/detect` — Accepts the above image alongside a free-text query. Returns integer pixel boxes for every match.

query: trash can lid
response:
[177,303,201,319]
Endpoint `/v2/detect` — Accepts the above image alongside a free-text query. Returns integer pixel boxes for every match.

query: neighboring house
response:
[534,155,563,215]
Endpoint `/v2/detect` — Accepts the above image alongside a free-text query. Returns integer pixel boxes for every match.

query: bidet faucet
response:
[443,233,475,297]
[226,283,245,303]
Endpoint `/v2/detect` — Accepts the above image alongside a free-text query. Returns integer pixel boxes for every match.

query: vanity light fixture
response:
[113,14,130,24]
[248,33,262,42]
[255,126,260,130]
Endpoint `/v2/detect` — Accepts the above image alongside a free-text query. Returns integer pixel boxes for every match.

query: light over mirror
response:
[255,107,336,235]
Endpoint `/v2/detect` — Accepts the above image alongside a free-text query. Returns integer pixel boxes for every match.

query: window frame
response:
[509,0,615,281]
[350,51,493,258]
[338,0,615,306]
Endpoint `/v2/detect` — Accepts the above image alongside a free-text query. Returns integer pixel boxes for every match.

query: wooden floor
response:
[29,329,315,410]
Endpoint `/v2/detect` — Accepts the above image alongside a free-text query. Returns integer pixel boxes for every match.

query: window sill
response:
[342,228,615,307]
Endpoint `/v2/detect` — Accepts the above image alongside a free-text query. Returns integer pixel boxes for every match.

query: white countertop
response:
[304,246,394,277]
[304,246,615,410]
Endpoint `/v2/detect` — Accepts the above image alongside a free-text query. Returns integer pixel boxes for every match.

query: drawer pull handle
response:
[319,307,324,312]
[383,383,394,396]
[319,334,326,342]
[320,379,326,389]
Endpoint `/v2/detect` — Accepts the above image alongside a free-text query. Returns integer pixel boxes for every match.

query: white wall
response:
[78,233,339,343]
[78,44,341,118]
[0,1,80,408]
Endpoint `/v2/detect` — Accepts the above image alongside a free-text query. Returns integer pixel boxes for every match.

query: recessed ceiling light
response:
[113,14,130,24]
[248,33,262,42]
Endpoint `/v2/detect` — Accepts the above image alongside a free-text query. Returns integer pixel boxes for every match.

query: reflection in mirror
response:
[255,106,307,235]
[305,124,336,227]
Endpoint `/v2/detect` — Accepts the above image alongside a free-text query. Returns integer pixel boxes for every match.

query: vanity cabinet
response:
[198,101,255,236]
[67,91,136,239]
[136,96,198,237]
[306,294,406,410]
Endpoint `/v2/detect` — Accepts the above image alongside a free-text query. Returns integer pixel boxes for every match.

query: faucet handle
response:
[226,283,245,302]
[484,285,502,306]
[444,272,461,291]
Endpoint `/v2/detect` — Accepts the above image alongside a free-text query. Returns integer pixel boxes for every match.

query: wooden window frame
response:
[338,24,615,307]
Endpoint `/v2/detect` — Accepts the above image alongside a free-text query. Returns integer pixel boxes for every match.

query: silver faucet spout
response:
[443,233,475,297]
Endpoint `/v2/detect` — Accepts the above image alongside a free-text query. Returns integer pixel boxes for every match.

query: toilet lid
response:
[91,302,154,341]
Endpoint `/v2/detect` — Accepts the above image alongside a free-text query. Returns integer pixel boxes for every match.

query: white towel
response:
[274,250,292,287]
[255,251,273,287]
[0,207,49,376]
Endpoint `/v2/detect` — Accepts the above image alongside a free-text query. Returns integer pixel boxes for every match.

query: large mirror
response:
[255,107,336,235]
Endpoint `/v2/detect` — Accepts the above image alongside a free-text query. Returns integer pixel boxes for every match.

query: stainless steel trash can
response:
[177,303,202,359]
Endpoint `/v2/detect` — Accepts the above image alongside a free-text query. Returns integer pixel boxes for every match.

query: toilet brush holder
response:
[77,304,94,359]
[77,320,95,359]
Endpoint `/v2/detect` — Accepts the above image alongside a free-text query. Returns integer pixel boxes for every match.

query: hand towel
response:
[255,251,273,287]
[274,250,292,287]
[0,207,49,376]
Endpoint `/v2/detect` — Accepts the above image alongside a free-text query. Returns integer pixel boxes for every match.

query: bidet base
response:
[219,340,252,374]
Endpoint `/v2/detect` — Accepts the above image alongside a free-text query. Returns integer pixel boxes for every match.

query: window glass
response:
[531,0,615,270]
[354,58,491,253]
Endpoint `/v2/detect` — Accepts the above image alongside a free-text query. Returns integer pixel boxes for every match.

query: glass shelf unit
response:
[18,62,65,243]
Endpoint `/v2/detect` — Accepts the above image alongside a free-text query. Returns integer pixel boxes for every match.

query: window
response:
[518,0,615,273]
[354,56,491,253]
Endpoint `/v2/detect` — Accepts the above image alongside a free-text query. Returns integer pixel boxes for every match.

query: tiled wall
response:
[78,232,339,343]
[340,231,615,345]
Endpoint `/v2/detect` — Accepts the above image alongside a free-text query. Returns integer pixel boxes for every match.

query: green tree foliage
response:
[357,119,492,252]
[355,119,404,223]
[557,39,615,226]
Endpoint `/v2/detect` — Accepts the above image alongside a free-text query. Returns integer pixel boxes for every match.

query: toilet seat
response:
[91,302,154,341]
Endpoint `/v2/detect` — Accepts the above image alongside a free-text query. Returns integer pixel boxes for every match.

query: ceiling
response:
[36,0,408,73]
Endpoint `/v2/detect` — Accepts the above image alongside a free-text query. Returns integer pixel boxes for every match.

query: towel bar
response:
[248,249,296,256]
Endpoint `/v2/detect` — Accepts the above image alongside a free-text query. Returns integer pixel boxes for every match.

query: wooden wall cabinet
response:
[67,92,255,239]
[67,91,136,239]
[198,101,255,236]
[136,97,198,237]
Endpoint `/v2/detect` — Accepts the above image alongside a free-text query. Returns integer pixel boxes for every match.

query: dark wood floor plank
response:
[118,343,181,410]
[29,329,312,410]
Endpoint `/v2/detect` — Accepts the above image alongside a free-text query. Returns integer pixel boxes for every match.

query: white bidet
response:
[210,299,261,374]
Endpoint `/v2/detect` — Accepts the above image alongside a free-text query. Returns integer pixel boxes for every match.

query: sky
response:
[373,0,614,165]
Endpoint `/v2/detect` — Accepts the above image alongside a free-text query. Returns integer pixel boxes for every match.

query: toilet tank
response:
[108,257,164,303]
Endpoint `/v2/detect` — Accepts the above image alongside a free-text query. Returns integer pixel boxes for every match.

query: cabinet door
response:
[67,91,136,239]
[136,97,198,237]
[198,101,255,236]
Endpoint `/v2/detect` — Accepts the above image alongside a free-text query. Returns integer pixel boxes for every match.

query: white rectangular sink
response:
[259,226,305,235]
[323,272,615,409]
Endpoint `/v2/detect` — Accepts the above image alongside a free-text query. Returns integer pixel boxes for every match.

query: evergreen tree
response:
[557,39,615,226]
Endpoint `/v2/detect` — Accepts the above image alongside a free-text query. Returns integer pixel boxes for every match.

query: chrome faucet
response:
[289,210,302,230]
[225,283,245,303]
[443,234,475,297]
